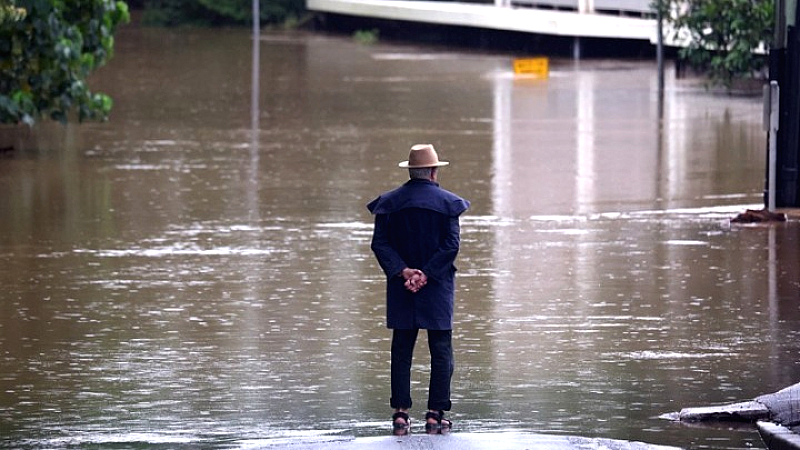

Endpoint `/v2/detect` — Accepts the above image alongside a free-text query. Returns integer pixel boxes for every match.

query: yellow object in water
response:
[513,58,549,77]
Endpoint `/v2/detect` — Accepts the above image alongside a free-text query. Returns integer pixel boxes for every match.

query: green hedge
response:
[0,0,130,124]
[658,0,773,87]
[142,0,306,26]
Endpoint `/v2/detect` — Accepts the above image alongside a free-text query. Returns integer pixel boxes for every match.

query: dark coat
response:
[367,179,470,330]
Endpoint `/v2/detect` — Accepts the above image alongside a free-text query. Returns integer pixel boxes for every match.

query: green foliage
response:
[142,0,306,26]
[0,0,130,125]
[353,28,379,45]
[0,0,27,24]
[659,0,773,87]
[141,0,213,26]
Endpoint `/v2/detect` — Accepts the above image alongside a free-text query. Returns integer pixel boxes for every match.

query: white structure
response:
[306,0,659,43]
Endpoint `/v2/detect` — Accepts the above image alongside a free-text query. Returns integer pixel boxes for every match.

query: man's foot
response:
[424,410,452,434]
[392,410,410,436]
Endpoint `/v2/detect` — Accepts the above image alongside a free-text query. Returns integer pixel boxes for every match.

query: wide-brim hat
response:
[398,144,450,169]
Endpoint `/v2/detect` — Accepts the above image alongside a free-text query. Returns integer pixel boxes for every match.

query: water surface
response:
[1,25,799,450]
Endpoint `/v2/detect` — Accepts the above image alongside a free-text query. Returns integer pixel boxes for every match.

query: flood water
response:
[1,23,799,450]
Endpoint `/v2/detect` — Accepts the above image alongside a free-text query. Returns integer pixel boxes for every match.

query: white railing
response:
[508,0,653,16]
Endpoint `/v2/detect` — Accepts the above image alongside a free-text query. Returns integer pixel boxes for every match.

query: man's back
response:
[365,144,467,432]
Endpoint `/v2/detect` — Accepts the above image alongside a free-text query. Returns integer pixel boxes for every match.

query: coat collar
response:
[367,179,469,217]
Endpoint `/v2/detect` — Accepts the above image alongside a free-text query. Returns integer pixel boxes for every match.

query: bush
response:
[659,0,773,87]
[0,0,26,23]
[0,0,130,124]
[353,28,379,45]
[142,0,306,26]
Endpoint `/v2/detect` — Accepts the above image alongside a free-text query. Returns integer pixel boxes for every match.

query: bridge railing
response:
[502,0,654,17]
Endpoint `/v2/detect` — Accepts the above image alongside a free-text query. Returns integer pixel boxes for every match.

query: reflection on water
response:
[1,24,799,450]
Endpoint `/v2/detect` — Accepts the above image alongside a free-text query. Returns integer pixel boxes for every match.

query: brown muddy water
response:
[1,24,799,450]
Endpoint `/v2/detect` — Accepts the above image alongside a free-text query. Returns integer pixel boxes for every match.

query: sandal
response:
[424,410,452,434]
[392,411,410,435]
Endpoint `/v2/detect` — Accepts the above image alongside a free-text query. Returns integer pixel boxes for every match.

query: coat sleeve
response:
[421,215,461,283]
[370,213,407,279]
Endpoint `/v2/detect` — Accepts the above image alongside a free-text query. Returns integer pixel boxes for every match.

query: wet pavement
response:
[253,431,683,449]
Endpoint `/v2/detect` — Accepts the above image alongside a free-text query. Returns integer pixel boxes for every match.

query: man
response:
[367,144,470,434]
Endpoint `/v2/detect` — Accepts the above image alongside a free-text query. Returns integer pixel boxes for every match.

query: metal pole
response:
[768,81,780,212]
[251,0,260,133]
[656,3,664,94]
[250,0,261,223]
[656,1,665,119]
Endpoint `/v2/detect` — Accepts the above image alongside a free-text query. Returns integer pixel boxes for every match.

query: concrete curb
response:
[758,421,800,450]
[678,400,770,422]
[674,382,800,450]
[676,382,800,424]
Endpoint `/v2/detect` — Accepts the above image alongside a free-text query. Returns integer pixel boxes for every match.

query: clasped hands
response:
[401,267,428,293]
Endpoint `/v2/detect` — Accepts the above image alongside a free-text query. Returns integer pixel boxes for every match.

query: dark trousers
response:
[390,328,453,412]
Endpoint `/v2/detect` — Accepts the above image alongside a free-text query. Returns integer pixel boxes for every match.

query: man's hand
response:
[401,268,428,293]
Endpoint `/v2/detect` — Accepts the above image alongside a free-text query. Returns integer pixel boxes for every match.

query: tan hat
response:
[398,144,450,169]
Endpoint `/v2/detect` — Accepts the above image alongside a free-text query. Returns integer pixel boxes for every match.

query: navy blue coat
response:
[367,179,470,330]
